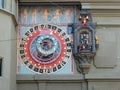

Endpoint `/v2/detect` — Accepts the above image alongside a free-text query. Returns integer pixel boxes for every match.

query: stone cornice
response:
[19,0,120,3]
[16,74,84,82]
[81,0,120,3]
[0,8,17,27]
[91,9,120,16]
[17,74,120,82]
[19,1,120,10]
[82,3,120,9]
[85,73,120,80]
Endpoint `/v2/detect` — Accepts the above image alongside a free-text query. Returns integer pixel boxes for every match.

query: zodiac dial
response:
[19,24,72,74]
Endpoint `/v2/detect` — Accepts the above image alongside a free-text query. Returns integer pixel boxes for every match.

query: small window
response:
[0,57,2,76]
[1,0,4,8]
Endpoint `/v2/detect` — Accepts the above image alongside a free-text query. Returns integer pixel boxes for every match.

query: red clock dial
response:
[19,24,72,74]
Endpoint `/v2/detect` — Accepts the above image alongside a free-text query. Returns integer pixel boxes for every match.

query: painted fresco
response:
[17,5,76,74]
[19,6,75,24]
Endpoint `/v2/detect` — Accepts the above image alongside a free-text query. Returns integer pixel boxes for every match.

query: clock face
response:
[19,24,72,74]
[30,35,60,64]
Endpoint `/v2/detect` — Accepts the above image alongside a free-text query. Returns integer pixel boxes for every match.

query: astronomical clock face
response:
[19,24,72,74]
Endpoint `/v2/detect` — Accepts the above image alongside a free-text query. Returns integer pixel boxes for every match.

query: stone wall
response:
[0,1,17,90]
[0,0,120,90]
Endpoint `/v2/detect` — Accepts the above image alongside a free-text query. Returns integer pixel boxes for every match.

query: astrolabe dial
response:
[19,24,72,74]
[30,35,60,64]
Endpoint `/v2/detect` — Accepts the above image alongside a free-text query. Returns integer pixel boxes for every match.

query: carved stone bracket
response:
[74,53,95,74]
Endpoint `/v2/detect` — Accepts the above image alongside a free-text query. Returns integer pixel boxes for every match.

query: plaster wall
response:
[0,7,17,90]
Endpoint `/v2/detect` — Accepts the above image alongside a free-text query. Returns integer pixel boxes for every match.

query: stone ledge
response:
[19,1,120,10]
[19,0,120,3]
[0,8,17,26]
[16,74,84,82]
[82,3,120,9]
[85,73,120,81]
